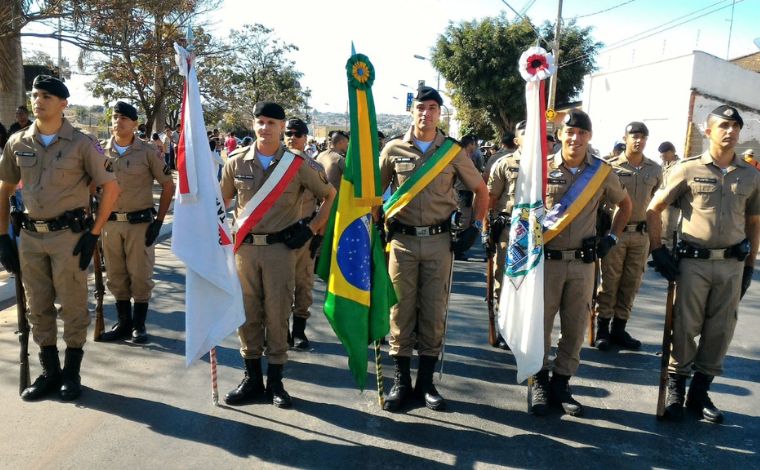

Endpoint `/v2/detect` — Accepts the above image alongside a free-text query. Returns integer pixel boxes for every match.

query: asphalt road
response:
[0,239,758,469]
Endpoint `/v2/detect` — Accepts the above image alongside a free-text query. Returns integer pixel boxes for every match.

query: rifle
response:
[589,258,600,346]
[656,231,678,419]
[90,196,105,341]
[10,195,30,395]
[486,247,498,347]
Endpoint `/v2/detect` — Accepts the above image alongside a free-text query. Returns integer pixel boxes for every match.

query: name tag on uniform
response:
[393,157,414,163]
[616,169,633,177]
[14,151,35,157]
[548,178,566,184]
[235,175,254,180]
[507,167,519,173]
[693,177,717,184]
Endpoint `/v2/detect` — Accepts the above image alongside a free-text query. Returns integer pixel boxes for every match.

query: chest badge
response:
[549,170,563,179]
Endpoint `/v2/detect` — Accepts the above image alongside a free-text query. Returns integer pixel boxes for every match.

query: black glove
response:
[73,232,99,271]
[650,246,679,282]
[0,234,20,274]
[145,219,163,246]
[741,265,753,299]
[597,234,617,259]
[284,220,313,249]
[309,234,323,259]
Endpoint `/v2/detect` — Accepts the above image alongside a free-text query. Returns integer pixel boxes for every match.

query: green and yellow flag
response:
[316,51,396,390]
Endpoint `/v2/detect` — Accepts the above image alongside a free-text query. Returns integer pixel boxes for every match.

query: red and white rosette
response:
[518,46,556,82]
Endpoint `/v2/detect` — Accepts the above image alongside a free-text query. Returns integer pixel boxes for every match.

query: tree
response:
[25,50,72,79]
[432,14,601,138]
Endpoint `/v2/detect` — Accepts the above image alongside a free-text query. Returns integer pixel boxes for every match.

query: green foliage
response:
[432,14,601,139]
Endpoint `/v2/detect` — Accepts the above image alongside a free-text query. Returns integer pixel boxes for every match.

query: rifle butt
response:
[92,242,106,341]
[15,269,30,395]
[656,279,676,419]
[486,256,498,347]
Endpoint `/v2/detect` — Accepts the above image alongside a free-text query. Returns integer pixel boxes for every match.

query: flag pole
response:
[374,340,385,408]
[210,347,219,406]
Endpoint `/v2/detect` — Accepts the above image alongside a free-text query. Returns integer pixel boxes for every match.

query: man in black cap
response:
[647,104,760,423]
[533,109,631,416]
[595,122,662,351]
[96,101,175,344]
[221,102,336,408]
[378,86,487,412]
[316,130,348,190]
[0,75,121,401]
[658,141,680,249]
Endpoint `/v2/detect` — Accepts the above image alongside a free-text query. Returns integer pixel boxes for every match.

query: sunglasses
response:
[284,131,304,138]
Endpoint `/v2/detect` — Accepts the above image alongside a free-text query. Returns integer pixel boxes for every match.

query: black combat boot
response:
[610,318,641,350]
[97,300,132,342]
[291,316,310,350]
[131,302,149,344]
[663,373,686,421]
[60,347,84,401]
[686,372,723,423]
[383,356,412,412]
[496,334,510,351]
[414,355,446,411]
[21,346,61,401]
[224,358,266,405]
[266,364,292,408]
[594,316,611,351]
[529,370,550,416]
[550,373,583,416]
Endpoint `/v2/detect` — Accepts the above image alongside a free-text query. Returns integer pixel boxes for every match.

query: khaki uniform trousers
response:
[292,243,315,319]
[19,229,89,348]
[543,259,595,376]
[102,220,156,302]
[493,227,510,307]
[669,258,742,377]
[597,230,649,320]
[236,242,295,364]
[388,232,452,358]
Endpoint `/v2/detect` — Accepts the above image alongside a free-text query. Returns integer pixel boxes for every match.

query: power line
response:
[573,0,639,19]
[500,0,550,47]
[560,0,740,69]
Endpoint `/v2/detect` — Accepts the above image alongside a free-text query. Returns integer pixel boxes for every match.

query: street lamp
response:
[413,54,440,91]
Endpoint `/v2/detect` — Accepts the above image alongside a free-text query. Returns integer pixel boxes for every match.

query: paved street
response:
[1,236,758,469]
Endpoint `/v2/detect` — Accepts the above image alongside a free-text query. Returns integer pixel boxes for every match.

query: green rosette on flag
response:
[316,51,396,390]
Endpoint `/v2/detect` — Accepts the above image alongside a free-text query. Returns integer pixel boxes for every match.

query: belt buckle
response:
[33,222,50,233]
[415,226,430,237]
[252,234,268,245]
[115,213,129,222]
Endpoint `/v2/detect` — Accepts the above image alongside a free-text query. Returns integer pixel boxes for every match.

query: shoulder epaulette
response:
[387,134,403,142]
[228,146,249,159]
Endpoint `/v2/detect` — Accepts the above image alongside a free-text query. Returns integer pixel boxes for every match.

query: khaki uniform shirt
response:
[607,154,662,222]
[221,144,331,234]
[545,150,627,250]
[650,151,760,248]
[379,128,483,227]
[483,147,511,179]
[298,153,323,219]
[488,150,522,214]
[102,137,172,213]
[0,119,115,219]
[315,149,345,190]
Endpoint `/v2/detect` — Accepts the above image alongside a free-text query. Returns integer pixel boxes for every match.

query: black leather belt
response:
[392,220,451,237]
[108,208,154,223]
[21,208,87,233]
[677,240,749,260]
[241,231,287,246]
[623,221,647,233]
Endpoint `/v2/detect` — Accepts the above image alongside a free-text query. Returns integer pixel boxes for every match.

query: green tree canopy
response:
[432,14,601,140]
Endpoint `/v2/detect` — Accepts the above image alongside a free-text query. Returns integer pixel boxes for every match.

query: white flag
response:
[499,47,555,383]
[171,43,245,366]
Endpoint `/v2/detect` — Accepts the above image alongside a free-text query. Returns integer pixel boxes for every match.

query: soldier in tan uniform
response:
[595,122,662,351]
[530,110,631,416]
[0,76,120,401]
[482,131,517,182]
[284,117,321,350]
[221,102,335,408]
[647,105,760,423]
[315,131,347,189]
[378,87,488,412]
[96,102,175,344]
[658,141,680,249]
[486,120,525,349]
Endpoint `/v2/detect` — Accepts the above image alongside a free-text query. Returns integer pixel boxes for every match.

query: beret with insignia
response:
[515,120,527,131]
[658,141,675,153]
[33,75,69,99]
[709,105,743,128]
[113,101,138,121]
[414,86,443,106]
[625,121,649,136]
[562,109,592,132]
[253,101,286,120]
[286,118,309,135]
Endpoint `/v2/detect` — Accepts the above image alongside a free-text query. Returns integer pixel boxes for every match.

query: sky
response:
[21,0,760,115]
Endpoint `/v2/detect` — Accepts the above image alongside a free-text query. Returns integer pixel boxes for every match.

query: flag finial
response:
[351,41,356,56]
[186,24,195,52]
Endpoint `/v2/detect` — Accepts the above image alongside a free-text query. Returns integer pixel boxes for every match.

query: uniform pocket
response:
[52,157,81,186]
[691,182,719,211]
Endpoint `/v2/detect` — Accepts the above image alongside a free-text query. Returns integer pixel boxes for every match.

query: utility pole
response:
[726,0,736,60]
[57,17,62,78]
[546,0,563,125]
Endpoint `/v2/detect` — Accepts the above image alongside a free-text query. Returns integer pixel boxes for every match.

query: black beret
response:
[515,120,527,131]
[112,101,138,121]
[414,86,443,106]
[378,130,386,140]
[658,141,675,153]
[285,118,308,135]
[562,109,592,132]
[32,75,69,99]
[709,105,743,128]
[613,142,626,152]
[253,101,286,120]
[625,121,649,136]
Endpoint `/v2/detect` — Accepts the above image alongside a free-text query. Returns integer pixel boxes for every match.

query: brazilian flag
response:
[316,51,396,390]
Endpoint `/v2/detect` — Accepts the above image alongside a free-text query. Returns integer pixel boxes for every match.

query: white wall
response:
[691,93,760,157]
